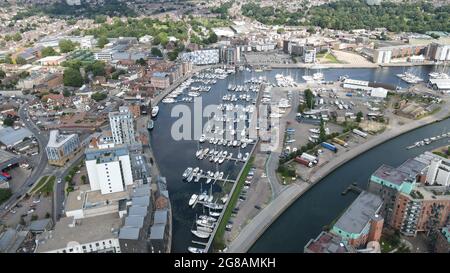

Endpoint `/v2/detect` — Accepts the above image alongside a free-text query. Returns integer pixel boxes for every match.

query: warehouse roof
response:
[0,127,33,147]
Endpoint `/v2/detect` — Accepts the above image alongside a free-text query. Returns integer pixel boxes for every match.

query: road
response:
[51,133,99,222]
[0,99,49,214]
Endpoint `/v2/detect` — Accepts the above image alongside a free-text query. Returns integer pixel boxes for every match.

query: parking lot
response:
[5,166,32,193]
[1,190,52,227]
[224,152,271,244]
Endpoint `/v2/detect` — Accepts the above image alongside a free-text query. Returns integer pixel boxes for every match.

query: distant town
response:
[0,0,449,255]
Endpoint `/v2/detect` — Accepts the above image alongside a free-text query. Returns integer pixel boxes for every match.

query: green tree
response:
[319,118,327,143]
[91,92,107,101]
[0,188,12,205]
[88,61,106,76]
[59,39,77,53]
[3,117,15,127]
[0,69,5,79]
[167,51,179,61]
[63,68,83,87]
[63,89,72,97]
[97,36,109,48]
[4,54,13,64]
[15,56,27,65]
[41,47,58,57]
[94,15,107,24]
[356,111,363,122]
[136,58,147,66]
[12,32,22,42]
[151,47,163,57]
[304,89,315,109]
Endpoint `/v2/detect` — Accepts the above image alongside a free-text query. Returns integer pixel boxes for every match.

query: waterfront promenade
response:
[227,99,450,253]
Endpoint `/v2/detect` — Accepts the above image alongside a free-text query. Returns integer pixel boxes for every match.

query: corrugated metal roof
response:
[128,206,147,217]
[153,210,167,225]
[124,216,144,229]
[118,227,140,240]
[149,224,165,240]
[0,127,33,147]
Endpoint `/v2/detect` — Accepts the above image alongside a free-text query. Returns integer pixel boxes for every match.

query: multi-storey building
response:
[330,191,384,248]
[368,153,450,238]
[150,72,170,89]
[45,130,81,166]
[85,144,134,195]
[109,107,136,145]
[427,42,450,62]
[305,191,384,252]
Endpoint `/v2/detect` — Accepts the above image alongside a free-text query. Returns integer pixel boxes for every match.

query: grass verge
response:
[213,157,254,251]
[32,176,49,194]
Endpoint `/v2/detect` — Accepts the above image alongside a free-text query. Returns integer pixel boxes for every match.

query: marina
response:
[149,65,446,253]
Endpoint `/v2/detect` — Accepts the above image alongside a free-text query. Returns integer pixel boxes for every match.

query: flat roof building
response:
[331,191,383,247]
[0,127,33,149]
[46,130,81,167]
[85,144,134,195]
[36,213,122,253]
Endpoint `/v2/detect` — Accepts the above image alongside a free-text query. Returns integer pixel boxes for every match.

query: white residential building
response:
[85,145,134,195]
[109,107,136,145]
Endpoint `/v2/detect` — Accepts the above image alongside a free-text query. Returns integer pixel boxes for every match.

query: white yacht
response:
[188,194,198,206]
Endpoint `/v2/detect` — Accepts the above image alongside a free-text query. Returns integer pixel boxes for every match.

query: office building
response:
[46,130,80,166]
[109,107,136,145]
[85,145,133,195]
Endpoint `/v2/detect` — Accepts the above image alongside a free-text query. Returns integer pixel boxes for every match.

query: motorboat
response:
[209,210,221,217]
[189,194,198,206]
[199,134,206,143]
[206,177,212,184]
[151,106,159,117]
[197,226,213,233]
[195,149,203,158]
[162,98,176,104]
[205,195,212,203]
[242,152,250,161]
[218,172,224,179]
[199,215,217,222]
[214,171,220,179]
[196,219,214,229]
[191,229,210,239]
[186,172,195,182]
[188,247,205,253]
[147,120,154,130]
[182,167,193,179]
[198,191,208,201]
